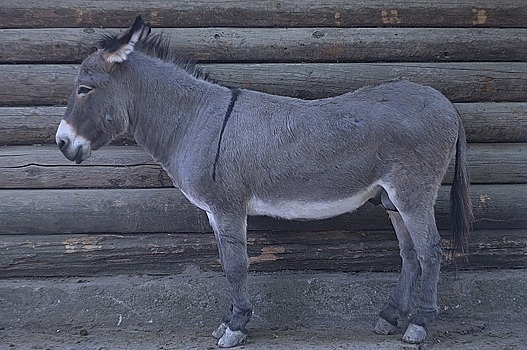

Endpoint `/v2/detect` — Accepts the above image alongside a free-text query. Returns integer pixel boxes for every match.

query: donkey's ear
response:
[102,16,151,64]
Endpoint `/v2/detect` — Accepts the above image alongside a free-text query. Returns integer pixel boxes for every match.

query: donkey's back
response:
[216,81,460,219]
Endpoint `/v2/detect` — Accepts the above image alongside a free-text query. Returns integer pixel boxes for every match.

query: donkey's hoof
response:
[217,327,247,348]
[374,317,397,335]
[212,322,228,339]
[402,323,427,344]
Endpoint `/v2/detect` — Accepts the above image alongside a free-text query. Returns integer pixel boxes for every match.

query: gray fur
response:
[56,17,472,347]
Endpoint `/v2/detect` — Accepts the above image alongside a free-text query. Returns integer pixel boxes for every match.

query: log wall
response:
[0,1,525,277]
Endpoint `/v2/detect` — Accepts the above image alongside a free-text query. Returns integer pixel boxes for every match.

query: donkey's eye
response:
[77,85,93,96]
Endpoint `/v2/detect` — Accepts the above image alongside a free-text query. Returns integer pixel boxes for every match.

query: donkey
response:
[56,17,472,348]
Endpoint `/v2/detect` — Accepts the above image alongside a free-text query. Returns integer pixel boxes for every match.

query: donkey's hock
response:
[55,16,472,348]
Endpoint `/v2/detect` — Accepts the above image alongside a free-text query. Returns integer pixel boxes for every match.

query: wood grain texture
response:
[0,145,172,189]
[205,62,527,102]
[1,63,526,106]
[1,144,525,189]
[0,185,525,236]
[0,0,524,278]
[455,103,527,143]
[1,0,525,29]
[0,229,525,277]
[3,27,526,64]
[2,103,525,145]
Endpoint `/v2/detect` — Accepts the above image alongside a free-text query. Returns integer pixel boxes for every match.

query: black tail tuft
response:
[449,115,473,266]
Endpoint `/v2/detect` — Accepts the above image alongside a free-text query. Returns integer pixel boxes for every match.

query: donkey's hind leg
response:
[375,210,419,335]
[399,208,443,344]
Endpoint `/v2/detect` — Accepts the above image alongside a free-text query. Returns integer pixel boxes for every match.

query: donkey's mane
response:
[99,32,209,81]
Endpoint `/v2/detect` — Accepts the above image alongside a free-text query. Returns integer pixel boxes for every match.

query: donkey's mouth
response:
[73,147,91,164]
[75,150,84,164]
[59,144,91,164]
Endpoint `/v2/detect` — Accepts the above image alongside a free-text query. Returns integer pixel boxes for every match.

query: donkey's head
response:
[56,16,150,163]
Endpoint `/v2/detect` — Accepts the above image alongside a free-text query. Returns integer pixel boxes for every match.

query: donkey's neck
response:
[125,57,227,169]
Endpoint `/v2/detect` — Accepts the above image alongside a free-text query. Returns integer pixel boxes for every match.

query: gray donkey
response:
[56,17,472,348]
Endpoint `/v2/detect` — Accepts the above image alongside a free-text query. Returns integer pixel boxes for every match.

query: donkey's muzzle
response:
[55,120,92,164]
[57,136,85,163]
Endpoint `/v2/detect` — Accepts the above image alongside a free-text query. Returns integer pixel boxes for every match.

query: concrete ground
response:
[0,268,525,350]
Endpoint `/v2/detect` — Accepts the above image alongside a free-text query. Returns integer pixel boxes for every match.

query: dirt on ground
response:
[0,268,525,350]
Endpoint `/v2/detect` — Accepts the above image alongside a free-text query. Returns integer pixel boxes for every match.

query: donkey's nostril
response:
[57,137,69,151]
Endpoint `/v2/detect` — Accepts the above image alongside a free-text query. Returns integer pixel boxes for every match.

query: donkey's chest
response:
[179,188,213,213]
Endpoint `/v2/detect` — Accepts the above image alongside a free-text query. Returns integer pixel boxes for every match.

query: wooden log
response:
[0,232,220,277]
[0,229,525,277]
[0,64,77,106]
[0,185,525,236]
[449,143,527,185]
[247,229,527,272]
[1,143,525,189]
[204,62,527,102]
[3,27,527,64]
[0,145,172,189]
[0,0,525,29]
[1,63,526,106]
[1,103,525,145]
[456,103,527,143]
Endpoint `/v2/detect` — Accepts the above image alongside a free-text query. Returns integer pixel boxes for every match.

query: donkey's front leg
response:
[207,211,252,348]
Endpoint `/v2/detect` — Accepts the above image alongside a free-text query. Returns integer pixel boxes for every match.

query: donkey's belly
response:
[248,187,376,220]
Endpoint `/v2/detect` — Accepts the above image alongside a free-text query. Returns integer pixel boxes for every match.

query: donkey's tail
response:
[449,114,473,262]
